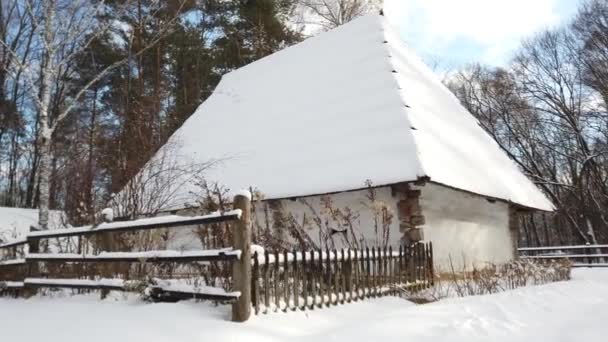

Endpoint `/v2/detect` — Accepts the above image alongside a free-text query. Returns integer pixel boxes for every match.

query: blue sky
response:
[383,0,584,69]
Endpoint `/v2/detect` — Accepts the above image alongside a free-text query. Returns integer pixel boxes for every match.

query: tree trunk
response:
[38,126,52,229]
[37,0,55,230]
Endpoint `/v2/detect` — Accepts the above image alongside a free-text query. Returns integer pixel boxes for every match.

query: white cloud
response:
[383,0,564,65]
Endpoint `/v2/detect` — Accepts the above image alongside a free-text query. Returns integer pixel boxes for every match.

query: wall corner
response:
[393,182,425,245]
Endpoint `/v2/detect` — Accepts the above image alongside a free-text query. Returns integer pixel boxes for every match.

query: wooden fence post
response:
[232,193,252,322]
[23,226,40,298]
[585,242,592,267]
[100,232,114,299]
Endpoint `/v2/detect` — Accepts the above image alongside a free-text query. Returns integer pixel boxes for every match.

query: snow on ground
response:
[1,269,607,342]
[0,207,65,243]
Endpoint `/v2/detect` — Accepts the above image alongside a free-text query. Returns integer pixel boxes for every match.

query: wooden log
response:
[231,193,252,322]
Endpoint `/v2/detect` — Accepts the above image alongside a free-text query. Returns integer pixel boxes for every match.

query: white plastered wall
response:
[419,183,514,270]
[165,183,515,271]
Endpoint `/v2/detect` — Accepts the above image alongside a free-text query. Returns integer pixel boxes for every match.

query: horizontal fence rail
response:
[1,194,435,322]
[519,244,608,267]
[26,210,241,240]
[0,208,246,305]
[0,238,28,250]
[25,249,241,263]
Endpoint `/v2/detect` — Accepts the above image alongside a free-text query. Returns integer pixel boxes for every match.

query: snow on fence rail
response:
[0,193,251,321]
[25,248,241,263]
[27,210,241,240]
[519,244,608,267]
[0,238,28,250]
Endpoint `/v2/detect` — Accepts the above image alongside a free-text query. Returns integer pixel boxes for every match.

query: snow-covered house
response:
[121,14,553,268]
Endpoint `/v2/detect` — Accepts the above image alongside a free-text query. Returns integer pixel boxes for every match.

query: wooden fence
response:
[519,244,608,267]
[0,193,434,322]
[0,194,250,321]
[250,243,433,314]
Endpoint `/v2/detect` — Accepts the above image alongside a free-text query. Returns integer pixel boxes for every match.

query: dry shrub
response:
[406,258,571,303]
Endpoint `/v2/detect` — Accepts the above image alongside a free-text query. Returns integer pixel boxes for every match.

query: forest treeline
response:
[1,0,607,246]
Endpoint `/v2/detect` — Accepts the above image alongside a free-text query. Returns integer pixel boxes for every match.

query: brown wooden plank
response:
[372,247,378,297]
[333,249,339,305]
[300,250,307,310]
[274,251,280,312]
[388,246,394,295]
[429,241,435,286]
[283,250,289,312]
[398,245,403,289]
[416,243,422,292]
[352,249,358,300]
[253,252,260,315]
[315,249,327,308]
[364,247,370,298]
[423,243,429,288]
[308,250,314,310]
[347,249,353,303]
[409,245,415,286]
[292,250,298,311]
[340,249,346,304]
[263,250,270,314]
[380,247,385,295]
[325,248,331,307]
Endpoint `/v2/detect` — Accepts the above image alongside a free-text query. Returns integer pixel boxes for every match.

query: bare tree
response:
[296,0,381,31]
[448,27,608,246]
[110,141,218,220]
[0,0,186,228]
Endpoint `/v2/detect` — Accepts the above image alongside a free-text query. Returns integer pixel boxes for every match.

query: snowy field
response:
[1,269,607,342]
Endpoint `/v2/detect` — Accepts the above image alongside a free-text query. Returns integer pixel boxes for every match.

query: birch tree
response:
[0,0,186,228]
